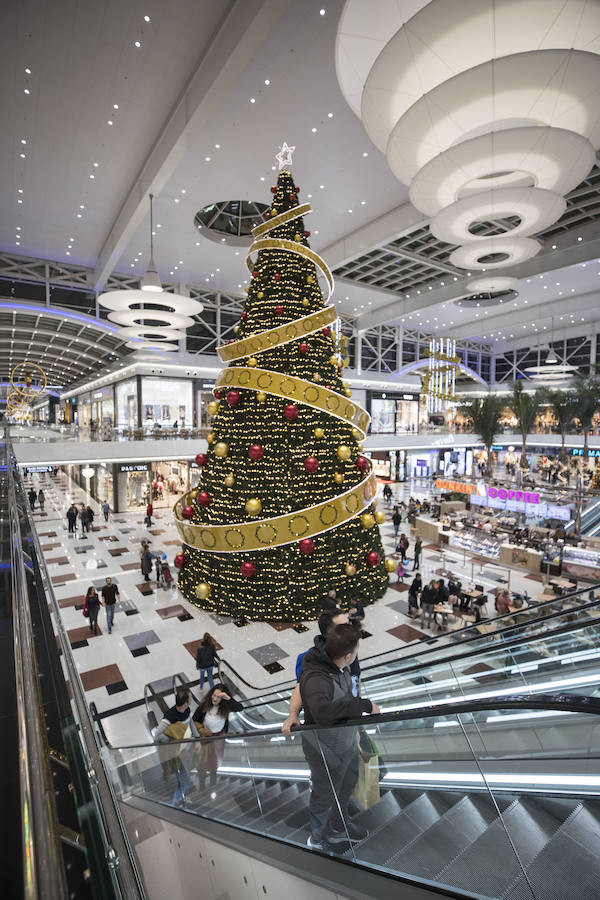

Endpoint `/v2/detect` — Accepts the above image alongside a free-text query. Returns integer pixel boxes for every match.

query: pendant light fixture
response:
[545,317,558,364]
[141,193,163,292]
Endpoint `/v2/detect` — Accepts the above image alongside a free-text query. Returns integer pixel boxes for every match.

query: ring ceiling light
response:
[336,0,600,273]
[467,276,517,293]
[454,289,517,309]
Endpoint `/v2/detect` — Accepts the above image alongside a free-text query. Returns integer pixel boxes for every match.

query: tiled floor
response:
[26,468,540,747]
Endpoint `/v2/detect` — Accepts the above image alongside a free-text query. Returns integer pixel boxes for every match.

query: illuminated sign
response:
[572,448,600,458]
[435,478,475,495]
[118,463,149,473]
[487,487,539,504]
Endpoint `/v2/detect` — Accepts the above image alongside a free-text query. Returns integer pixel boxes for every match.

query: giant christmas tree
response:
[175,157,390,620]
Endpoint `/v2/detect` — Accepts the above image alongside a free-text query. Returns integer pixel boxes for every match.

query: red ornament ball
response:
[355,456,369,471]
[273,273,281,281]
[304,230,311,237]
[174,553,186,569]
[284,403,298,421]
[252,269,258,278]
[182,505,194,520]
[295,186,300,193]
[196,491,212,507]
[322,327,331,337]
[241,311,247,319]
[299,341,309,354]
[264,211,270,218]
[324,385,332,391]
[289,193,296,201]
[195,453,208,467]
[366,551,380,567]
[304,456,319,474]
[213,389,223,399]
[299,538,315,555]
[227,390,241,406]
[270,186,277,194]
[274,305,284,316]
[249,443,264,461]
[240,561,257,579]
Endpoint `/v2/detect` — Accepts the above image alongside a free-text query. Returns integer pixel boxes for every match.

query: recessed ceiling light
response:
[328,112,333,118]
[19,152,26,158]
[578,236,582,241]
[20,138,27,145]
[174,198,179,203]
[113,103,119,110]
[18,199,23,204]
[134,40,141,48]
[260,176,265,181]
[15,241,20,246]
[16,226,20,230]
[77,213,82,218]
[264,79,270,86]
[320,8,325,14]
[66,251,70,255]
[311,127,317,133]
[25,67,31,74]
[89,174,95,179]
[205,156,210,162]
[360,200,366,205]
[362,151,368,157]
[24,88,30,94]
[319,184,324,189]
[348,209,352,213]
[144,14,150,22]
[250,97,255,103]
[107,119,113,125]
[18,188,23,193]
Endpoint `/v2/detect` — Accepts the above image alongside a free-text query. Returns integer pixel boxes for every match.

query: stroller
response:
[157,554,174,590]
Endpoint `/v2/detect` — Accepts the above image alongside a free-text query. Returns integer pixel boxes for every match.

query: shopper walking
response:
[392,507,402,537]
[413,536,422,570]
[101,500,110,522]
[28,487,37,511]
[37,489,45,513]
[408,574,422,616]
[80,504,89,533]
[101,577,120,634]
[383,483,393,505]
[195,633,219,690]
[66,504,78,533]
[84,585,101,634]
[87,505,95,530]
[145,501,153,528]
[300,624,379,852]
[140,543,153,582]
[397,533,409,562]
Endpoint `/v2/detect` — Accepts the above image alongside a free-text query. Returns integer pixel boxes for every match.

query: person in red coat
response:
[145,502,153,527]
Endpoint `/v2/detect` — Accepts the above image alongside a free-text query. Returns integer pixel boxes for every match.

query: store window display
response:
[116,379,138,429]
[142,377,192,429]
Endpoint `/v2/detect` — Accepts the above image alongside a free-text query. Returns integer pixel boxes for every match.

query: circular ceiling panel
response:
[195,200,270,247]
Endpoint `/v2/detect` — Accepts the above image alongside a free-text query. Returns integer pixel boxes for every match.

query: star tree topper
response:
[276,141,295,170]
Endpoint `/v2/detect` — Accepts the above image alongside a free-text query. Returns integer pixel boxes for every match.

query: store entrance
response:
[151,462,187,508]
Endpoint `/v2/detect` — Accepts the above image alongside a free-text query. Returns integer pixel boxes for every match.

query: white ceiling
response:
[1,0,600,354]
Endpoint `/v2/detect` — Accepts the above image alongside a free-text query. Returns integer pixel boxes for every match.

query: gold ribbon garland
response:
[216,306,337,363]
[11,361,47,398]
[174,469,377,553]
[246,238,334,303]
[215,366,370,438]
[251,202,312,238]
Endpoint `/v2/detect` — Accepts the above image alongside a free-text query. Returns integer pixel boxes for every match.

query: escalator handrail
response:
[216,585,599,703]
[7,440,67,900]
[105,691,600,750]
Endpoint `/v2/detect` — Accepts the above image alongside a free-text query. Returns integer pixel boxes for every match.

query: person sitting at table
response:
[495,590,511,616]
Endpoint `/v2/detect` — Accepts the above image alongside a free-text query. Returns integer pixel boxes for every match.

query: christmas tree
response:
[175,155,390,620]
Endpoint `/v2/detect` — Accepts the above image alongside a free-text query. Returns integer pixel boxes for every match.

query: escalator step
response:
[504,832,600,900]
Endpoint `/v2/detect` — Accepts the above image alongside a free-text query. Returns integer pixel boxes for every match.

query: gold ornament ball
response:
[343,356,350,367]
[345,563,357,576]
[360,513,375,530]
[328,355,338,367]
[313,372,322,382]
[257,291,264,299]
[257,391,267,404]
[358,443,364,452]
[214,441,229,458]
[351,427,361,440]
[233,325,240,334]
[207,432,215,444]
[195,583,212,600]
[344,388,352,398]
[314,427,325,439]
[385,558,397,574]
[294,233,302,241]
[336,444,351,461]
[302,298,310,307]
[307,275,314,284]
[189,489,198,501]
[245,286,251,293]
[334,472,345,484]
[375,510,386,525]
[245,497,262,517]
[207,400,220,416]
[224,474,235,487]
[247,357,257,367]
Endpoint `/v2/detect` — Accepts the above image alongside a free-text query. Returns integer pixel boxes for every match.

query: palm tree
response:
[460,395,505,477]
[571,377,600,460]
[547,390,576,462]
[510,382,548,469]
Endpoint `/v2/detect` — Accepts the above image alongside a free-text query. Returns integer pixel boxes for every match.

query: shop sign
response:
[118,463,149,473]
[24,465,54,473]
[402,394,414,400]
[572,448,600,458]
[470,482,571,520]
[435,478,476,494]
[487,486,539,504]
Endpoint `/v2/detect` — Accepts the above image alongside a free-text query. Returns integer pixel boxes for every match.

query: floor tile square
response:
[39,531,58,537]
[41,542,61,551]
[47,556,70,566]
[123,630,161,652]
[183,638,223,659]
[124,609,140,616]
[131,646,150,657]
[71,639,89,650]
[58,594,85,609]
[293,623,309,633]
[68,625,103,643]
[106,680,128,695]
[360,630,372,639]
[247,643,289,665]
[99,535,119,542]
[81,664,123,691]
[73,545,94,554]
[387,624,427,643]
[177,613,193,622]
[266,621,297,631]
[388,598,410,615]
[208,613,233,626]
[136,583,153,596]
[233,618,250,628]
[263,661,284,674]
[156,604,187,620]
[51,573,77,584]
[108,547,128,557]
[389,582,409,592]
[121,562,140,571]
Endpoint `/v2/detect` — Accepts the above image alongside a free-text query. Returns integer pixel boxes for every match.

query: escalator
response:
[102,694,600,900]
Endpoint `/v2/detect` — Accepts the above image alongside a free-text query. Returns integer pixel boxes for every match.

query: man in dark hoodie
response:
[300,623,380,852]
[282,608,361,734]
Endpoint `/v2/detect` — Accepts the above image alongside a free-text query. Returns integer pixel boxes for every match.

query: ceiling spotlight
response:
[134,40,141,48]
[25,67,31,74]
[144,15,150,22]
[141,193,163,292]
[107,119,113,125]
[264,79,270,86]
[24,88,30,95]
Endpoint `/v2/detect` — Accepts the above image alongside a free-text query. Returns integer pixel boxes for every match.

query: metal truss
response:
[494,335,593,383]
